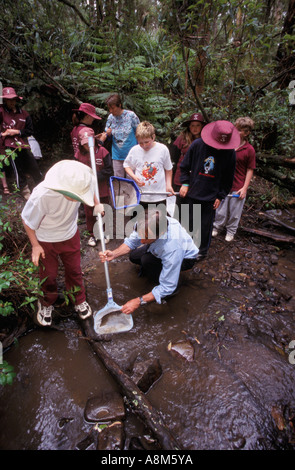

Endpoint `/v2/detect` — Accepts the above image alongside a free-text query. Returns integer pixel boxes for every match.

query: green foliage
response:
[0,156,41,387]
[0,149,43,318]
[75,31,185,129]
[0,148,20,180]
[0,361,16,386]
[61,285,81,306]
[250,89,294,155]
[0,194,43,319]
[1,0,293,156]
[157,0,294,154]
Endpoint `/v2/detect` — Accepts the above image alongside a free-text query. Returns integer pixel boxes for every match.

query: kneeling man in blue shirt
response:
[99,207,199,315]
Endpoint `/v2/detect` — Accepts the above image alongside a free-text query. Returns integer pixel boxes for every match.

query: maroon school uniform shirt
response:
[71,124,88,156]
[75,145,111,198]
[173,135,192,187]
[0,105,32,152]
[231,141,256,192]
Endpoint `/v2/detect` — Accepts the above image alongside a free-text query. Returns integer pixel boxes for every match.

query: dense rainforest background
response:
[1,0,294,150]
[0,0,295,386]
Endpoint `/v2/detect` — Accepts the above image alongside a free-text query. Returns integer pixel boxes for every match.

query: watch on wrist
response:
[139,296,147,306]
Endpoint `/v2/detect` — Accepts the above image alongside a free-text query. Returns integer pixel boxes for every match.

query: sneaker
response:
[36,301,53,327]
[88,236,97,247]
[225,233,234,242]
[74,301,92,320]
[212,228,219,237]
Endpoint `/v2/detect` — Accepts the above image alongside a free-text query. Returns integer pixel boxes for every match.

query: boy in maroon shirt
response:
[212,117,256,241]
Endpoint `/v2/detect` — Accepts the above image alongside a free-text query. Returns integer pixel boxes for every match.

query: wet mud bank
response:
[1,211,295,450]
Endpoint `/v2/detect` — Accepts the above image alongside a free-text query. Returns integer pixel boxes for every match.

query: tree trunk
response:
[256,153,295,169]
[256,153,295,193]
[241,226,295,243]
[275,0,295,88]
[256,165,295,193]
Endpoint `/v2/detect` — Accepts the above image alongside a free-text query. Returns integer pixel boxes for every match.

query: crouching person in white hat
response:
[21,160,103,327]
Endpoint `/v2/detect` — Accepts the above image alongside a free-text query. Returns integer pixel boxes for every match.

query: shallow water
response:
[0,328,119,450]
[1,241,295,450]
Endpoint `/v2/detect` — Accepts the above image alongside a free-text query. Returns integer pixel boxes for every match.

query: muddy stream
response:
[1,223,295,451]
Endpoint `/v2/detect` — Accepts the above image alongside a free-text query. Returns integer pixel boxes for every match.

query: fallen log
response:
[256,153,295,169]
[81,319,182,451]
[255,165,295,193]
[258,211,295,232]
[241,225,295,243]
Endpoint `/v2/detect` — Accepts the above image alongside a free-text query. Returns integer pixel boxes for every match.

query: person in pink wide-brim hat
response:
[0,86,43,199]
[179,120,238,260]
[0,87,23,100]
[201,120,240,150]
[70,102,104,156]
[72,103,101,121]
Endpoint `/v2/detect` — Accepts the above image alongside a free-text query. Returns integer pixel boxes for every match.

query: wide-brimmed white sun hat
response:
[44,160,96,206]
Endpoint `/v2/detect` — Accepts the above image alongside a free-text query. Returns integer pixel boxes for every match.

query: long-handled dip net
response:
[89,139,133,335]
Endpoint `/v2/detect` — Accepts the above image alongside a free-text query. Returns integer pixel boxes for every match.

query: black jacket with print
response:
[180,138,236,202]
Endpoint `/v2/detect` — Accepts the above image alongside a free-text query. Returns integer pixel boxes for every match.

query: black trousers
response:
[8,148,42,189]
[129,244,196,284]
[188,198,215,256]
